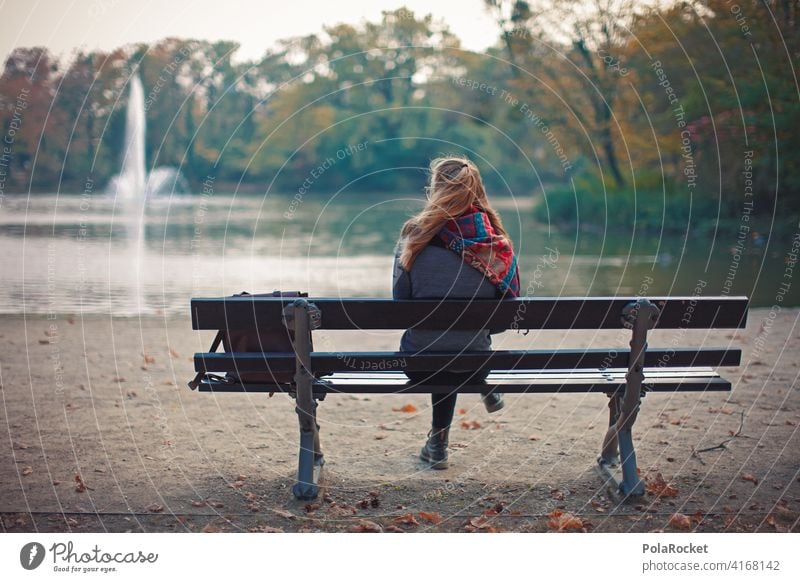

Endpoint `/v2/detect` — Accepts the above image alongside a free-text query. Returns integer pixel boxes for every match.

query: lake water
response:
[0,192,795,315]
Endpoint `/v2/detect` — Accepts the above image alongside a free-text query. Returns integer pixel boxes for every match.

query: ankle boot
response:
[481,391,505,413]
[420,427,450,469]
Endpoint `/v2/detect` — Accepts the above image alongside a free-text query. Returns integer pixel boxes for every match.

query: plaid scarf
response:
[436,205,520,297]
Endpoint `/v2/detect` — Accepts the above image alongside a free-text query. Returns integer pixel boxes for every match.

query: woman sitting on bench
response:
[392,156,520,469]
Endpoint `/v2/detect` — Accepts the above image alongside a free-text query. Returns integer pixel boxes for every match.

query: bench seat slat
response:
[194,348,741,373]
[193,370,730,394]
[191,296,749,331]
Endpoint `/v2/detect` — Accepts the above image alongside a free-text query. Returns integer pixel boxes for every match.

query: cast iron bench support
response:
[284,299,324,500]
[598,298,660,497]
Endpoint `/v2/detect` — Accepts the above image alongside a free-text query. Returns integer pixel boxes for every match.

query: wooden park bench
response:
[188,295,749,500]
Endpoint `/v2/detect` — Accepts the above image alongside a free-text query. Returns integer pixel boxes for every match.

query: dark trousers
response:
[405,370,490,429]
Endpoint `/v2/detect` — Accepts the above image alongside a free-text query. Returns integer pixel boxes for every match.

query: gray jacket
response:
[392,242,497,352]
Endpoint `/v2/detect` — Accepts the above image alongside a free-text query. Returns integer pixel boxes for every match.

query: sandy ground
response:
[0,308,798,533]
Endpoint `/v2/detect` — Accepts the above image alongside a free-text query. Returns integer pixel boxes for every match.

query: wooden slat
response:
[194,370,731,394]
[194,348,741,374]
[191,296,749,331]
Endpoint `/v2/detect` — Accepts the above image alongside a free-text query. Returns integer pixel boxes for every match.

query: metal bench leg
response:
[286,299,324,500]
[599,299,659,498]
[600,393,621,466]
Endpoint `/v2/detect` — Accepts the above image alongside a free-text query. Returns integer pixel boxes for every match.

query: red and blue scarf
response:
[436,205,520,297]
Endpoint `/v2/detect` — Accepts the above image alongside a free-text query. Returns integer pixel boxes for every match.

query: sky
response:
[0,0,503,65]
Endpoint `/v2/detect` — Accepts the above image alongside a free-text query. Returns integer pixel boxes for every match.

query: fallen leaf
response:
[169,348,180,358]
[348,519,382,533]
[547,510,585,531]
[418,511,443,524]
[590,500,606,513]
[393,513,419,526]
[271,509,296,520]
[143,353,155,364]
[147,504,164,513]
[465,516,498,532]
[191,500,206,508]
[305,503,321,513]
[528,434,541,441]
[383,525,405,533]
[74,474,94,492]
[668,513,692,531]
[247,503,260,513]
[392,404,417,413]
[458,408,467,415]
[21,466,33,476]
[741,473,759,485]
[645,473,679,498]
[251,525,283,533]
[202,523,222,533]
[374,434,386,440]
[550,489,565,501]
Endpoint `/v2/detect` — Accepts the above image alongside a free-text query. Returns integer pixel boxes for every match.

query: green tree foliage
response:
[0,3,796,228]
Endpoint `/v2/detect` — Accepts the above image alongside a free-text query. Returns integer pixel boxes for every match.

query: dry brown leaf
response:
[418,511,443,524]
[21,466,33,476]
[202,523,222,533]
[741,473,759,485]
[393,513,419,526]
[147,504,164,513]
[457,408,467,415]
[392,404,417,413]
[190,500,206,508]
[251,525,283,533]
[74,474,93,492]
[645,473,679,498]
[143,353,155,364]
[169,348,180,358]
[271,509,296,520]
[348,519,382,533]
[590,500,606,513]
[529,434,541,441]
[668,513,692,531]
[465,516,499,532]
[547,510,585,531]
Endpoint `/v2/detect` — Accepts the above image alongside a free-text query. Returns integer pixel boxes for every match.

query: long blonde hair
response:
[399,156,510,270]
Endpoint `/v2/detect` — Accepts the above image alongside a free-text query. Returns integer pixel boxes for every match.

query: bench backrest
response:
[191,296,749,331]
